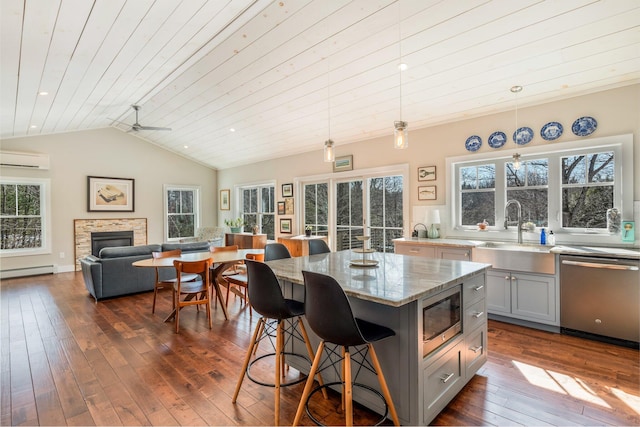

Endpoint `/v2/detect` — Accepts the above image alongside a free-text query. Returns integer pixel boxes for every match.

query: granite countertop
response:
[393,237,485,248]
[266,250,489,307]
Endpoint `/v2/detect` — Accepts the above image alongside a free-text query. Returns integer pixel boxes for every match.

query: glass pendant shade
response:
[512,153,521,170]
[394,121,408,149]
[324,139,335,162]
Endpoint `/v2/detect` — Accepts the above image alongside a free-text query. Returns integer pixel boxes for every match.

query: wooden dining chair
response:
[224,252,265,315]
[151,249,199,314]
[173,258,213,333]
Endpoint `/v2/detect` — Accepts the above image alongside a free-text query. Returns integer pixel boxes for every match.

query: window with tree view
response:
[460,164,495,226]
[506,158,548,227]
[1,182,44,250]
[369,176,403,253]
[241,185,275,239]
[166,187,199,240]
[562,151,614,228]
[304,183,328,236]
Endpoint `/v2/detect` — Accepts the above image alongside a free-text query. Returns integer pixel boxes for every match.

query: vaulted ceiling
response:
[2,0,639,169]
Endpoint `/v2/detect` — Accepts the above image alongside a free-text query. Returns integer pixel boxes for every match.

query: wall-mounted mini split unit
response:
[0,151,50,170]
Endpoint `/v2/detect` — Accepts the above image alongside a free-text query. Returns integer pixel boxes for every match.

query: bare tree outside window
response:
[460,164,495,226]
[1,183,42,249]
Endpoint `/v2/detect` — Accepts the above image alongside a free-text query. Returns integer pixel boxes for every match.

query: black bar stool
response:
[264,242,292,261]
[232,260,326,426]
[308,239,331,255]
[294,270,400,426]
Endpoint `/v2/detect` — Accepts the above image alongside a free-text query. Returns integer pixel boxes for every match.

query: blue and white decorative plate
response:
[541,122,563,141]
[513,126,534,145]
[465,135,482,152]
[488,131,507,149]
[572,116,597,136]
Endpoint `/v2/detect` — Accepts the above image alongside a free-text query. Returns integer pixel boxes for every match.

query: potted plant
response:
[224,217,244,233]
[305,225,313,237]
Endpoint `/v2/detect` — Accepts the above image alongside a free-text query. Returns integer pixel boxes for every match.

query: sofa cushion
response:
[162,241,210,253]
[99,244,161,259]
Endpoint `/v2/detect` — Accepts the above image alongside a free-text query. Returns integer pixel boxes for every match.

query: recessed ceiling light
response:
[30,125,37,128]
[510,85,523,93]
[38,91,48,96]
[184,145,189,149]
[229,128,236,132]
[398,63,408,71]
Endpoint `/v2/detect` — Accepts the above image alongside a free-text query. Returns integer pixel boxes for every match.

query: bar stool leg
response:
[232,318,264,403]
[297,318,329,399]
[274,320,284,425]
[293,341,325,426]
[341,346,346,411]
[368,344,400,426]
[344,348,353,427]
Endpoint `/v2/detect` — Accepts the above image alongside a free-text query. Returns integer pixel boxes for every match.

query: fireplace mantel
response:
[74,218,147,271]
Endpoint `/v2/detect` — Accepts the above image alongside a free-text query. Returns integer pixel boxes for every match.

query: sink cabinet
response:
[486,269,557,325]
[435,246,471,261]
[394,241,470,261]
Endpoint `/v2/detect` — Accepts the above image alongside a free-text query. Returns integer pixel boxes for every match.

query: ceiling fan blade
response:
[137,126,172,131]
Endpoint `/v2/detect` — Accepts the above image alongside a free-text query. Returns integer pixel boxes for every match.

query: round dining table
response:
[133,248,263,321]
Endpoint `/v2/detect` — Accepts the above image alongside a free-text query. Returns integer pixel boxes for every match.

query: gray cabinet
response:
[394,241,471,260]
[486,269,557,325]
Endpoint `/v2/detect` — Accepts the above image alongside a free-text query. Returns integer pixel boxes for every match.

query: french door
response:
[335,175,403,252]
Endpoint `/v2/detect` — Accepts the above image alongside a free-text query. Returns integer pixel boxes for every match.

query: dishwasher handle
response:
[561,259,639,271]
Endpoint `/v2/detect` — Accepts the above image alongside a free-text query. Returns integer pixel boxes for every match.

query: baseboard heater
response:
[0,265,54,280]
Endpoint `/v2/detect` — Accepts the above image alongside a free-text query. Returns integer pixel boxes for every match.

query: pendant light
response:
[323,30,335,162]
[511,85,522,170]
[393,3,408,149]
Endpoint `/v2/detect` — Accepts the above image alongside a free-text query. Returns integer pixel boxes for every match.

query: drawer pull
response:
[471,345,483,354]
[472,311,484,319]
[440,372,455,383]
[473,285,484,292]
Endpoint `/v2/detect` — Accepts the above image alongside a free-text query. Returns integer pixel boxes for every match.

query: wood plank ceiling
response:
[2,0,639,170]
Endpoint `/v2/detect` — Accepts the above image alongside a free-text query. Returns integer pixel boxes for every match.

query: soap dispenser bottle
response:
[548,230,555,245]
[540,228,546,245]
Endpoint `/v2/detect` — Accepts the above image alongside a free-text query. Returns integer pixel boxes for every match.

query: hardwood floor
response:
[1,272,638,426]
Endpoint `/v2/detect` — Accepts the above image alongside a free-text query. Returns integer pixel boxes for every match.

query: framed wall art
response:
[282,183,293,197]
[280,218,292,234]
[87,176,135,212]
[333,155,353,172]
[277,201,286,215]
[418,166,436,181]
[220,189,230,210]
[285,198,294,215]
[418,185,437,201]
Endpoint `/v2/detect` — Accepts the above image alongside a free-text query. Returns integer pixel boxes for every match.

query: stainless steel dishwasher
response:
[560,255,639,348]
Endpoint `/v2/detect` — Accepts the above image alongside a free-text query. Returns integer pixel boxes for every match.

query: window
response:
[165,185,200,241]
[0,177,50,256]
[304,182,328,236]
[301,165,408,253]
[460,164,495,226]
[240,184,275,239]
[449,134,631,244]
[506,158,548,227]
[561,151,614,228]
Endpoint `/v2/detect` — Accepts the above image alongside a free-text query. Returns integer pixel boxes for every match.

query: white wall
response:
[0,127,217,273]
[218,85,640,239]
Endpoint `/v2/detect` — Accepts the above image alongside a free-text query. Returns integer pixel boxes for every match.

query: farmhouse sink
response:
[473,242,556,274]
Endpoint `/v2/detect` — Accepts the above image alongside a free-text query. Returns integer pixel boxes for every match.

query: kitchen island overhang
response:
[266,250,490,425]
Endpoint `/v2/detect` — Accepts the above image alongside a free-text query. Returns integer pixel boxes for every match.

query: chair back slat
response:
[153,249,181,259]
[210,245,239,253]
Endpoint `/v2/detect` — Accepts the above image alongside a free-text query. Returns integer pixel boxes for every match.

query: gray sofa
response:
[80,241,211,301]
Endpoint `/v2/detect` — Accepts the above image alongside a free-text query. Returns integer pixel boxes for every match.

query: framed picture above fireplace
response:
[88,176,135,212]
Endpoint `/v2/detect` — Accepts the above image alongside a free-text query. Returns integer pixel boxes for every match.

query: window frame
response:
[163,184,201,242]
[235,181,276,239]
[0,177,51,257]
[446,134,633,246]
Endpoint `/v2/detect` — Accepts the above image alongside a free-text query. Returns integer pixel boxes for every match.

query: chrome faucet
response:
[504,199,523,244]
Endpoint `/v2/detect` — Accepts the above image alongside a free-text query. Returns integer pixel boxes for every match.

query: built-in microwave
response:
[422,285,462,357]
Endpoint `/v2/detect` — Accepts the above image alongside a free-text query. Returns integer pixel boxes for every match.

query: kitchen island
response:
[265,250,490,425]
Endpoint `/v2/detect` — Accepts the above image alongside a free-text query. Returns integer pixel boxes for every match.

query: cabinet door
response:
[486,269,511,314]
[394,243,436,258]
[435,247,471,261]
[511,272,556,324]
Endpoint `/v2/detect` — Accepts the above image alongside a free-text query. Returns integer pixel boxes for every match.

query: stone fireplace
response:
[74,218,147,271]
